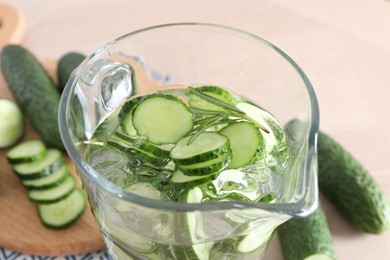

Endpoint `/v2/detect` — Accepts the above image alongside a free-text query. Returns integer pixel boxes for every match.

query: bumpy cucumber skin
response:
[57,52,86,92]
[318,132,390,234]
[0,45,63,149]
[278,203,336,260]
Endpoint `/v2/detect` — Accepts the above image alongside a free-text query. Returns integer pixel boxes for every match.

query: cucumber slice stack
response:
[171,132,232,176]
[6,139,86,229]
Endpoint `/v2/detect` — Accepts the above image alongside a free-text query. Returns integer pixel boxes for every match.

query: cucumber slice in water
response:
[13,149,64,179]
[131,94,194,144]
[171,132,231,166]
[219,121,263,169]
[104,220,155,254]
[119,95,145,136]
[114,132,171,159]
[179,187,214,260]
[107,140,169,167]
[0,98,24,148]
[188,85,238,111]
[6,139,47,164]
[38,189,86,229]
[179,153,231,176]
[28,175,75,204]
[170,169,217,189]
[113,182,163,212]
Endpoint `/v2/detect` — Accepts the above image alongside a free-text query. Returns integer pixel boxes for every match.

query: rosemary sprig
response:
[188,115,226,145]
[189,107,231,116]
[188,86,270,134]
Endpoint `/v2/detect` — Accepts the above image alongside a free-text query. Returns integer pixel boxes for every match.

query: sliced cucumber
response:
[107,141,169,167]
[114,132,170,160]
[6,139,47,164]
[22,163,70,190]
[170,169,217,189]
[12,149,64,179]
[114,182,162,212]
[237,230,272,253]
[180,187,214,259]
[188,86,238,111]
[0,98,24,148]
[171,132,230,166]
[37,188,86,229]
[131,94,194,144]
[28,175,75,204]
[219,121,263,169]
[179,153,231,176]
[105,220,155,254]
[125,182,162,200]
[119,95,145,136]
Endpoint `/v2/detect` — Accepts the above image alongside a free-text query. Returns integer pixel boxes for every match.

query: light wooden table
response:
[2,0,390,259]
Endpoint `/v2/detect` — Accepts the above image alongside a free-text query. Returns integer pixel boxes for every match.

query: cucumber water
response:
[85,85,290,260]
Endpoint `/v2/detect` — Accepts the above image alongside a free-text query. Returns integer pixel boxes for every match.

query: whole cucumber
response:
[318,132,390,234]
[57,52,86,92]
[1,45,63,149]
[278,203,336,260]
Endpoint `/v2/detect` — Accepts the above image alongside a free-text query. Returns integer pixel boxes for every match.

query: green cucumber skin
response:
[192,85,238,105]
[28,175,76,204]
[57,52,86,92]
[13,157,65,180]
[0,45,63,149]
[318,132,390,234]
[278,203,336,260]
[178,155,231,176]
[22,171,70,190]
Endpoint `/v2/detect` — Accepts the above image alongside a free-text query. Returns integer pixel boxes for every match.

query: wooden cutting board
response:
[0,59,106,256]
[0,4,104,256]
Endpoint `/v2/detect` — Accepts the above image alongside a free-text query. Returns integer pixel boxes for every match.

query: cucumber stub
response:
[318,132,390,234]
[278,203,336,260]
[0,98,24,148]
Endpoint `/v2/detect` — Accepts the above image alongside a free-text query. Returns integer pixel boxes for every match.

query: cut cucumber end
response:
[0,98,24,148]
[304,254,336,260]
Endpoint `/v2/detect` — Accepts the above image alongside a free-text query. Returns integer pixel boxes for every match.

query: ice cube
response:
[74,58,135,139]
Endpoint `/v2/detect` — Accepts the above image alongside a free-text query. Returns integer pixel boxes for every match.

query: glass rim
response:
[59,22,320,216]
